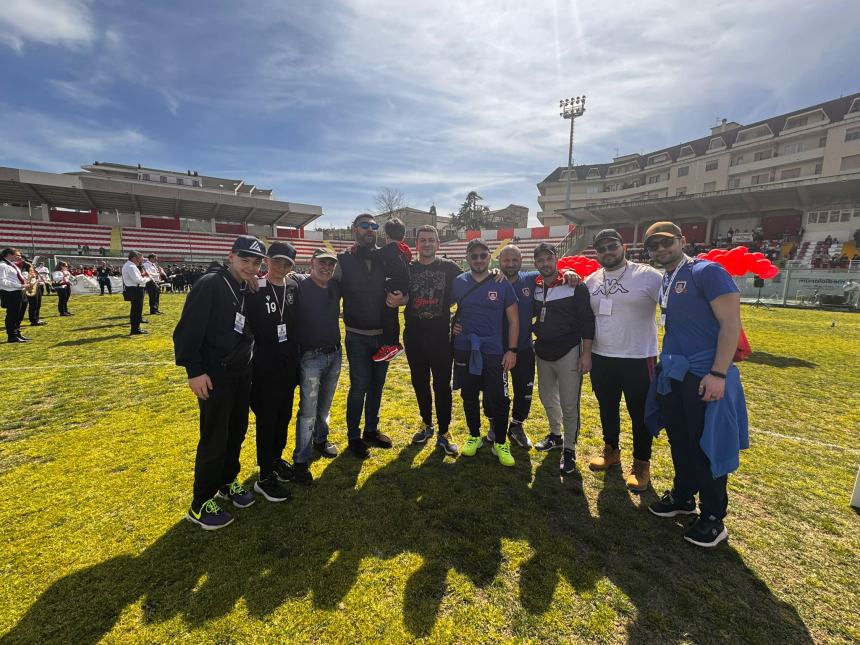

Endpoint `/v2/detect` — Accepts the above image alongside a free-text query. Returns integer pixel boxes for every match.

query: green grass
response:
[1,293,858,644]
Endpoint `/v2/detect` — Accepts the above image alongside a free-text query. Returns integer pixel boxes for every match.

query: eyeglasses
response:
[357,222,380,230]
[646,236,680,251]
[595,242,621,254]
[469,252,489,261]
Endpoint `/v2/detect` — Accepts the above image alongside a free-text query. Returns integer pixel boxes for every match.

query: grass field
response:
[1,292,858,644]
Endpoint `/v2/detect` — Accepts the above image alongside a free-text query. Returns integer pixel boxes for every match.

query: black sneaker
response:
[560,448,577,474]
[508,423,532,449]
[7,336,27,343]
[16,334,30,341]
[273,459,294,482]
[363,431,392,448]
[348,438,370,459]
[186,498,234,530]
[412,424,435,444]
[130,329,149,335]
[293,462,314,486]
[313,440,338,458]
[253,474,292,502]
[535,433,564,451]
[216,480,256,508]
[684,514,728,547]
[648,490,697,518]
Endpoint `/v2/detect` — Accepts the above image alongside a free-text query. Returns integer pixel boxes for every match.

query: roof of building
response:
[540,91,860,184]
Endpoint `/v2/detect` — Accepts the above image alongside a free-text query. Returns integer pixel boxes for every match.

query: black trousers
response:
[250,359,299,476]
[99,278,112,295]
[3,290,24,339]
[454,349,510,442]
[126,287,144,332]
[509,346,535,425]
[56,286,70,314]
[590,353,655,461]
[145,280,160,313]
[404,325,453,433]
[193,371,251,509]
[27,286,42,324]
[657,371,729,519]
[381,276,409,345]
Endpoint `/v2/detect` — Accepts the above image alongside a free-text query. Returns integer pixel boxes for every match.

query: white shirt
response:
[36,266,50,283]
[0,260,25,292]
[585,261,663,359]
[122,260,149,287]
[142,260,162,282]
[52,270,71,286]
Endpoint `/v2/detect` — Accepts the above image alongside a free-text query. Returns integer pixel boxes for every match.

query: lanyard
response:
[659,255,690,311]
[269,281,287,322]
[221,276,245,313]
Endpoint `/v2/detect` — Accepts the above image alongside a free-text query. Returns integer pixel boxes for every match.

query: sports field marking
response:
[751,426,860,455]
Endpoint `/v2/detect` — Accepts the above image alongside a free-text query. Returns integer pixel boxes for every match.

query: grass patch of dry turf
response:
[1,292,858,643]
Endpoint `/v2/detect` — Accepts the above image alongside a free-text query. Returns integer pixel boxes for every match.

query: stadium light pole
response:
[559,95,586,215]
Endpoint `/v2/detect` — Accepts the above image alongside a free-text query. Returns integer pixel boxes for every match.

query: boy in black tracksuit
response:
[173,235,267,531]
[246,242,307,503]
[371,217,411,362]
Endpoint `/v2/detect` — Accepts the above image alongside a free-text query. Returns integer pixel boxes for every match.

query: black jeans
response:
[657,371,729,519]
[590,353,655,461]
[509,346,535,425]
[27,287,42,324]
[56,286,70,314]
[454,349,510,442]
[381,276,409,346]
[403,325,453,433]
[193,371,251,509]
[3,290,24,339]
[145,280,160,313]
[99,278,112,295]
[127,287,144,332]
[250,358,299,476]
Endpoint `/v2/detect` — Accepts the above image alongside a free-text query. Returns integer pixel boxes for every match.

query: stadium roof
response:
[0,166,322,228]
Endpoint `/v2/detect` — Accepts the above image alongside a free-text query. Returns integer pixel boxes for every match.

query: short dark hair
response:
[147,253,157,260]
[1,247,19,259]
[128,251,141,260]
[415,225,438,239]
[384,218,406,241]
[352,213,376,227]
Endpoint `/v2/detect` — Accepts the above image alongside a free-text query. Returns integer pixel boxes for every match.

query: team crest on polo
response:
[488,291,498,301]
[287,291,295,304]
[522,287,530,297]
[675,281,687,294]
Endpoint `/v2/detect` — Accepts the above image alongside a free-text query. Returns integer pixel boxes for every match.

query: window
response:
[784,115,808,129]
[754,149,773,161]
[829,211,841,223]
[782,142,804,155]
[735,124,773,143]
[707,137,726,151]
[780,168,801,180]
[677,165,689,177]
[730,155,744,166]
[703,181,716,192]
[140,173,150,181]
[176,177,184,185]
[648,152,669,165]
[841,211,851,222]
[846,128,860,142]
[647,174,664,184]
[840,154,860,171]
[705,160,718,171]
[585,184,600,194]
[586,168,601,178]
[160,176,167,183]
[192,180,200,187]
[814,162,823,175]
[807,212,818,224]
[729,177,741,188]
[676,188,687,196]
[751,173,770,185]
[678,145,695,158]
[819,136,827,147]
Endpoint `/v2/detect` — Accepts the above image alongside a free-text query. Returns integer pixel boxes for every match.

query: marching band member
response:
[122,252,150,335]
[142,253,165,315]
[52,261,74,316]
[1,247,28,343]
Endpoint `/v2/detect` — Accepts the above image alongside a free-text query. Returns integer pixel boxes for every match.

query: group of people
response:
[172,215,748,549]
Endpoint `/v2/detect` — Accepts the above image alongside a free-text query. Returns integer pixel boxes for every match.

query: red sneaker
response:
[372,344,404,362]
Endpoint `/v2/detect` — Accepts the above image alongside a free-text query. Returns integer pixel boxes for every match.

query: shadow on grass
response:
[3,446,812,643]
[53,334,129,347]
[746,352,817,369]
[71,324,130,332]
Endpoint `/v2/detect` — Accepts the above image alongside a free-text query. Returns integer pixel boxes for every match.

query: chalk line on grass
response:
[751,426,860,455]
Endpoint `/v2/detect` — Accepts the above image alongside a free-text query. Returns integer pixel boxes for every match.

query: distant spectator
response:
[99,247,106,256]
[82,244,90,255]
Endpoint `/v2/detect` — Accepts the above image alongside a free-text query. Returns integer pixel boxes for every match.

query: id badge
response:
[539,306,546,323]
[659,313,666,327]
[598,298,613,316]
[277,323,288,343]
[234,312,246,334]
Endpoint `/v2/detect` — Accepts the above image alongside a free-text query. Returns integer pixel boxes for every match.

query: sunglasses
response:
[595,242,621,254]
[357,222,380,230]
[646,236,680,251]
[469,252,489,261]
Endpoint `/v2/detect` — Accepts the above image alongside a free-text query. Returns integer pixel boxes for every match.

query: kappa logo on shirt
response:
[487,290,498,301]
[674,281,688,294]
[592,279,629,297]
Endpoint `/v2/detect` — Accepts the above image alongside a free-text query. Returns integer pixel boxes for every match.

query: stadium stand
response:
[121,227,235,259]
[438,235,569,262]
[0,218,112,254]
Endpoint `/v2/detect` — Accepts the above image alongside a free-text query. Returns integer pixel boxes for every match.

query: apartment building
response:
[537,92,860,244]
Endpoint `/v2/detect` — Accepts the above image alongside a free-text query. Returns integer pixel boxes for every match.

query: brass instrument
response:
[25,267,40,297]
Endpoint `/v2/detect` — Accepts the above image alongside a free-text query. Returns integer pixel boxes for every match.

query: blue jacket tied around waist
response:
[466,333,498,375]
[645,349,749,478]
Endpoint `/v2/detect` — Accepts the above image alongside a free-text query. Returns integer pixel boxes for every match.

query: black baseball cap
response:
[267,241,296,265]
[533,242,557,258]
[466,238,490,253]
[312,247,337,261]
[231,235,267,258]
[593,228,623,245]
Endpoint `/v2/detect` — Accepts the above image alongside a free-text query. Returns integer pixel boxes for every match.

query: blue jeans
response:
[294,349,342,464]
[345,331,390,439]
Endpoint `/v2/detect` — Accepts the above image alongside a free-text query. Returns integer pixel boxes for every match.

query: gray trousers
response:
[536,345,583,448]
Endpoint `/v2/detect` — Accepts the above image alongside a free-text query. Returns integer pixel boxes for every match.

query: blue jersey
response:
[452,273,518,355]
[662,260,739,356]
[503,271,538,349]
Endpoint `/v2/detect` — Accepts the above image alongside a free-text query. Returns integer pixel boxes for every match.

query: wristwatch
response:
[506,347,518,353]
[709,370,726,379]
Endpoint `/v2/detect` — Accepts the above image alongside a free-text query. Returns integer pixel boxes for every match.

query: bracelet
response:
[709,370,726,379]
[506,347,518,353]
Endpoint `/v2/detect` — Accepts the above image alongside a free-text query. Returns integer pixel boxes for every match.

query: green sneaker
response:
[491,441,515,467]
[462,435,483,457]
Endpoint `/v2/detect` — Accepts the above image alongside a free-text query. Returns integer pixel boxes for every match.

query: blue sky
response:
[1,0,859,227]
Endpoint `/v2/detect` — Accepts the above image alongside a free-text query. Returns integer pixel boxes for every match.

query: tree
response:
[449,191,492,230]
[373,187,408,216]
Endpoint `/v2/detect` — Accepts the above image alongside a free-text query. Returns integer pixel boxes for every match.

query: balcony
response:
[728,147,824,176]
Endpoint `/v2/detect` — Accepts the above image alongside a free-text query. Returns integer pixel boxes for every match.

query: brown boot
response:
[588,444,621,471]
[625,458,651,492]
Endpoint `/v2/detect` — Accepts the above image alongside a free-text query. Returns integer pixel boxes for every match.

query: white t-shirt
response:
[585,261,662,358]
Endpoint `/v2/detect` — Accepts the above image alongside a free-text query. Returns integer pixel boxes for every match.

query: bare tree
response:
[373,187,408,216]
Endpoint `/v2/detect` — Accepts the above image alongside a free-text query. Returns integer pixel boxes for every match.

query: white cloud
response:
[0,0,96,51]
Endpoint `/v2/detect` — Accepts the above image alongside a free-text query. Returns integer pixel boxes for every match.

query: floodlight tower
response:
[559,95,587,214]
